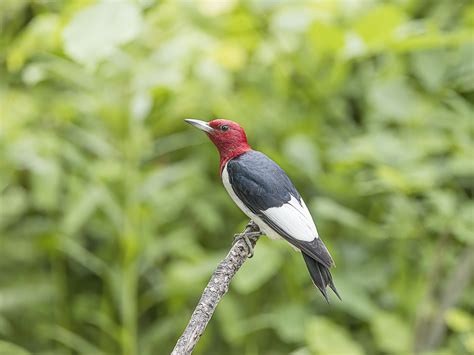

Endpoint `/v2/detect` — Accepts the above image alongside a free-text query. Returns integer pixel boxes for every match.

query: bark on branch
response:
[171,221,261,355]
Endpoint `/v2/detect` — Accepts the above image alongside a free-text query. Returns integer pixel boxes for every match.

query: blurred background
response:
[1,0,473,354]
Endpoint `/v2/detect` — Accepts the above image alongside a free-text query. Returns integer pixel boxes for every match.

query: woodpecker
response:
[185,118,340,302]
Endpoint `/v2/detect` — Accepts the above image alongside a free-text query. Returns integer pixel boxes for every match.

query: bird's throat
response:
[219,145,252,175]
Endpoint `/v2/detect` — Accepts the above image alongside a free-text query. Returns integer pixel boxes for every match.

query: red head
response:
[185,118,252,173]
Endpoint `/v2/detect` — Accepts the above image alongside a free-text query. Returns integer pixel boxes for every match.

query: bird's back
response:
[222,150,339,301]
[224,151,326,252]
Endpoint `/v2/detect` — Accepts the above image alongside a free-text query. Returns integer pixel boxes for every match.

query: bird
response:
[185,118,340,302]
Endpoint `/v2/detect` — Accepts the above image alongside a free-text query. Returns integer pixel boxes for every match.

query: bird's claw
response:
[233,231,262,258]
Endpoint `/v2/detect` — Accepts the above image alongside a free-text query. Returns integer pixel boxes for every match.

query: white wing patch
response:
[222,164,282,240]
[263,195,319,242]
[222,163,319,242]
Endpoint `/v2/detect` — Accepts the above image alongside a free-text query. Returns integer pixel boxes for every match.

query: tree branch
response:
[171,221,261,355]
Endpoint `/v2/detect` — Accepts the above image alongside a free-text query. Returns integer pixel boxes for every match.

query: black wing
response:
[226,150,334,267]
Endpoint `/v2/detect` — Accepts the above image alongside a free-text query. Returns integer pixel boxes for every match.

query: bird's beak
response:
[184,119,215,133]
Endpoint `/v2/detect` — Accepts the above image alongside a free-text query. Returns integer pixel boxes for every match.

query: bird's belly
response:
[233,205,284,241]
[222,164,283,241]
[252,218,283,241]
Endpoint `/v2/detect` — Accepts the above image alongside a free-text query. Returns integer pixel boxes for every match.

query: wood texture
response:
[171,221,261,355]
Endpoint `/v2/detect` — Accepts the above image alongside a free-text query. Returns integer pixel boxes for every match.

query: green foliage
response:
[306,317,364,355]
[1,0,473,354]
[0,340,30,355]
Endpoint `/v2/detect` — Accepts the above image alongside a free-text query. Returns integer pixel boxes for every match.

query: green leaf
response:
[63,2,142,66]
[45,326,106,355]
[272,304,307,342]
[354,5,406,46]
[411,49,448,91]
[445,308,473,332]
[62,186,104,235]
[369,79,417,120]
[233,240,283,294]
[311,197,366,229]
[0,341,30,355]
[165,256,220,296]
[308,22,345,55]
[6,14,60,71]
[61,239,107,276]
[0,282,55,312]
[31,162,60,211]
[453,203,474,244]
[0,186,27,227]
[305,317,364,355]
[371,312,411,353]
[283,135,320,177]
[333,278,377,320]
[215,294,245,343]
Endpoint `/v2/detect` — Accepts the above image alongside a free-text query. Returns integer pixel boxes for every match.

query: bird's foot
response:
[232,231,262,258]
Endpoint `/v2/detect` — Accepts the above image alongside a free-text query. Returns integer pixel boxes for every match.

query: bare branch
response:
[171,221,261,355]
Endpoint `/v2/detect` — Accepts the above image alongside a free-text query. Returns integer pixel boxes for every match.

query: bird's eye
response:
[221,125,229,132]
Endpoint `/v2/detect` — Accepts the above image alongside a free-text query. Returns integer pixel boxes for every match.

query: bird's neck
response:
[218,144,252,174]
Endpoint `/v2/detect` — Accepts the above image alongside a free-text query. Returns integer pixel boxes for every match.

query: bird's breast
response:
[221,163,283,241]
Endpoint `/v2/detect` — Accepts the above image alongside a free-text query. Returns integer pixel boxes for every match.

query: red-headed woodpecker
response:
[185,118,340,302]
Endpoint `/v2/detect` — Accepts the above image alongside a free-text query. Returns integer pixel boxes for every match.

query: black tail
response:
[302,252,341,303]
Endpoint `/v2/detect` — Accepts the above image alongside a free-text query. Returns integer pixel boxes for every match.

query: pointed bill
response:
[184,119,215,133]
